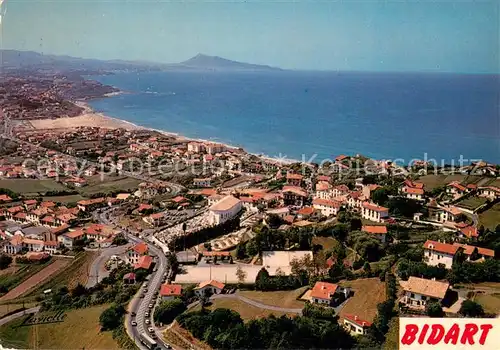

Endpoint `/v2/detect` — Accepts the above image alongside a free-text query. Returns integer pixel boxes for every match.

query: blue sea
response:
[87,71,500,164]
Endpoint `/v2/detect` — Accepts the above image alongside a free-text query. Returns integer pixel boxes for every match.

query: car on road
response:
[143,288,148,292]
[148,327,155,333]
[131,321,137,326]
[140,294,145,298]
[145,319,150,325]
[148,303,153,308]
[131,312,136,317]
[145,311,149,317]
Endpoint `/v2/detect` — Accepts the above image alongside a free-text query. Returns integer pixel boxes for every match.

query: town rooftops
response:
[64,230,86,239]
[452,243,495,258]
[209,195,241,212]
[404,180,424,189]
[362,225,387,235]
[315,182,331,191]
[282,186,307,197]
[460,226,479,238]
[0,195,12,202]
[312,198,341,208]
[423,240,460,256]
[362,202,389,212]
[310,281,339,300]
[317,175,331,182]
[400,276,449,299]
[343,314,373,328]
[195,280,225,290]
[160,284,182,297]
[443,206,462,216]
[297,207,315,216]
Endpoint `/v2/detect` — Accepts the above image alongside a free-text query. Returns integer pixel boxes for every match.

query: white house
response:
[22,238,45,252]
[2,235,24,255]
[478,186,500,200]
[314,182,332,200]
[399,276,449,309]
[312,198,341,217]
[208,195,242,226]
[194,280,225,297]
[402,186,425,201]
[160,284,182,301]
[422,240,459,269]
[343,314,373,336]
[310,282,350,306]
[361,202,389,223]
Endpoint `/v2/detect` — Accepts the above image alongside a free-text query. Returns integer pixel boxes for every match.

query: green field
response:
[475,293,500,315]
[79,175,141,195]
[417,174,483,190]
[479,203,500,230]
[456,196,488,210]
[0,262,53,296]
[0,305,118,349]
[0,179,65,194]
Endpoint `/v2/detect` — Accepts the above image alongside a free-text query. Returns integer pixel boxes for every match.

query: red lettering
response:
[443,323,460,345]
[401,324,419,345]
[418,324,429,344]
[479,324,493,345]
[427,324,445,345]
[460,323,479,345]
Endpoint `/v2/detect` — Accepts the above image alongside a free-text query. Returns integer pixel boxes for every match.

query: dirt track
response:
[0,259,70,301]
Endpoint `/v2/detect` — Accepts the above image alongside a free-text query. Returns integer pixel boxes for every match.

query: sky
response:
[2,0,499,73]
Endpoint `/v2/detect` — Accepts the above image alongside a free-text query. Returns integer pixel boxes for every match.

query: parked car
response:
[131,312,136,317]
[145,311,149,317]
[140,294,145,298]
[145,319,150,325]
[148,327,154,333]
[148,303,153,309]
[131,321,137,326]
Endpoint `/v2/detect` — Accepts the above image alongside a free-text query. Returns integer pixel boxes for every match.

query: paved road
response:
[97,208,172,350]
[85,243,132,288]
[0,306,41,326]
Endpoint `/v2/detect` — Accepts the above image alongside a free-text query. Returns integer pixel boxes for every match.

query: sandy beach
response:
[28,113,141,131]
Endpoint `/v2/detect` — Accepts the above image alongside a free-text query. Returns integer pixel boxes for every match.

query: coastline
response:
[26,100,299,165]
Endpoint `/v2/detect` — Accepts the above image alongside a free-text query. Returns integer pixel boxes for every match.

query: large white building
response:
[312,198,341,217]
[361,202,389,223]
[208,195,242,225]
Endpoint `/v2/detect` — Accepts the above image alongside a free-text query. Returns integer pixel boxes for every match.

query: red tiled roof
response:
[335,155,348,162]
[447,181,467,192]
[64,230,86,239]
[453,243,495,258]
[343,314,373,328]
[7,206,23,213]
[315,182,331,191]
[282,186,307,197]
[131,242,149,255]
[313,198,341,208]
[160,284,182,297]
[297,206,315,216]
[317,175,330,182]
[460,226,478,238]
[172,196,188,203]
[196,280,225,290]
[137,203,153,212]
[24,199,37,205]
[362,202,388,212]
[404,180,424,189]
[0,195,13,202]
[404,186,424,195]
[134,255,153,270]
[123,272,136,280]
[310,282,338,300]
[423,240,459,256]
[362,225,387,235]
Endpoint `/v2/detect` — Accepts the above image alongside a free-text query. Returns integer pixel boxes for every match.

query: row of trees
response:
[177,307,355,349]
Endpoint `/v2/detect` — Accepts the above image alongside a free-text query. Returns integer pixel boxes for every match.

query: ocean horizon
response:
[87,70,500,164]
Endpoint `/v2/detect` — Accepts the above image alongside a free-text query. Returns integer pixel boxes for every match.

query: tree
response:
[235,243,246,260]
[350,217,362,231]
[245,240,259,257]
[154,298,186,324]
[426,302,444,317]
[363,261,371,272]
[99,304,125,330]
[266,214,282,229]
[372,188,389,206]
[70,283,87,298]
[235,265,247,286]
[0,254,13,270]
[459,300,484,317]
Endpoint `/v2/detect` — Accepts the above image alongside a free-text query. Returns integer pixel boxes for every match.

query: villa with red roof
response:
[478,186,500,200]
[160,284,183,301]
[401,186,425,201]
[134,255,153,270]
[399,276,450,310]
[282,186,308,206]
[422,240,460,269]
[361,202,389,223]
[452,243,495,262]
[127,242,149,265]
[362,225,387,243]
[0,195,12,203]
[194,280,225,297]
[286,173,303,187]
[310,281,350,306]
[343,314,373,336]
[446,181,467,196]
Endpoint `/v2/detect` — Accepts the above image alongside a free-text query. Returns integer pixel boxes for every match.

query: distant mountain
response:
[177,53,281,71]
[0,50,283,72]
